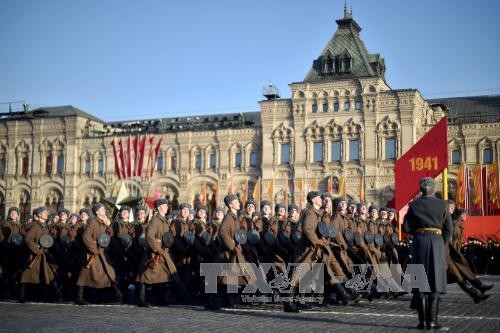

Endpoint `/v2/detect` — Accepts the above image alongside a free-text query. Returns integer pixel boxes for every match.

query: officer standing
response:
[404,177,453,330]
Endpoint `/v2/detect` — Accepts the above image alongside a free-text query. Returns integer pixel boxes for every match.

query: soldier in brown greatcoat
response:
[19,207,61,302]
[136,198,185,307]
[446,206,493,303]
[218,194,249,306]
[0,207,24,299]
[75,203,122,305]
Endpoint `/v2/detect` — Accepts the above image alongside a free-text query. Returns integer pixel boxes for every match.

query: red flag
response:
[283,182,288,207]
[241,180,248,205]
[132,135,138,177]
[489,162,500,211]
[151,137,163,177]
[394,117,448,211]
[214,182,220,207]
[137,136,147,176]
[110,139,121,179]
[145,136,155,178]
[472,164,483,213]
[126,136,132,178]
[482,165,488,215]
[118,139,127,179]
[201,183,207,206]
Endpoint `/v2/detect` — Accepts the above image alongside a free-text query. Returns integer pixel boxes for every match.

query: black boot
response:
[470,279,494,294]
[332,283,350,306]
[426,296,447,330]
[75,286,88,305]
[347,288,362,303]
[136,283,149,307]
[415,294,426,330]
[51,281,63,302]
[18,283,26,303]
[458,281,491,304]
[283,285,300,313]
[112,284,123,304]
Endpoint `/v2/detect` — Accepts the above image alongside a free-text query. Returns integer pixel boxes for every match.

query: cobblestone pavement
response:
[0,276,498,333]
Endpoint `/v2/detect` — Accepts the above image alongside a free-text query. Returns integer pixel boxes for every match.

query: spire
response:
[344,0,352,19]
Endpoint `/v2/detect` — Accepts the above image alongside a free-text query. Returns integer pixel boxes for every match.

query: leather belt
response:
[415,228,442,235]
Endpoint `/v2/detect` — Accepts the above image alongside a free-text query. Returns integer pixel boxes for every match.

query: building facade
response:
[0,11,498,219]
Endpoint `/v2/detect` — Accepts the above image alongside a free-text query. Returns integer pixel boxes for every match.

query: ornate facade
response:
[0,11,498,219]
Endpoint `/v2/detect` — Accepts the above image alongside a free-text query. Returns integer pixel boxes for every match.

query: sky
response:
[1,0,499,122]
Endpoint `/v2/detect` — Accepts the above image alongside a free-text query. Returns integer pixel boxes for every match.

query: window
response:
[56,154,64,175]
[331,141,341,161]
[313,142,323,162]
[452,150,461,165]
[22,156,29,176]
[98,158,104,176]
[170,155,177,171]
[322,103,328,113]
[157,152,164,172]
[349,139,359,161]
[235,152,242,168]
[45,154,52,176]
[333,103,339,112]
[84,158,91,175]
[209,153,216,169]
[355,101,362,111]
[0,157,5,176]
[385,138,396,160]
[483,148,492,164]
[344,102,350,111]
[312,104,318,113]
[250,152,257,167]
[281,143,290,164]
[195,153,202,170]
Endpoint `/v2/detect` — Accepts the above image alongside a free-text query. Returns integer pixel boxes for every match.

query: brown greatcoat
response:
[0,219,23,243]
[446,218,475,282]
[76,216,117,288]
[136,214,177,284]
[218,210,249,285]
[295,207,344,285]
[20,220,58,284]
[330,212,354,272]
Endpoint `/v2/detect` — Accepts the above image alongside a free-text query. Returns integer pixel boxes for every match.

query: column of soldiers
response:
[0,186,494,314]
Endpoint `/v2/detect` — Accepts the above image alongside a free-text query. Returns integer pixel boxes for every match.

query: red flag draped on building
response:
[118,139,127,179]
[144,136,155,178]
[137,136,147,177]
[455,164,466,208]
[126,136,132,178]
[481,165,489,215]
[327,175,333,193]
[110,139,121,179]
[489,162,500,212]
[295,178,303,209]
[214,182,220,207]
[252,177,261,210]
[283,181,288,206]
[241,180,248,205]
[150,137,163,177]
[472,164,483,214]
[359,175,365,202]
[132,135,138,177]
[200,183,207,206]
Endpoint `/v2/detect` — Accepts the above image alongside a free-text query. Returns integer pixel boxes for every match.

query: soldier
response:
[171,203,193,292]
[218,194,248,307]
[76,203,122,305]
[67,208,91,300]
[136,198,185,307]
[403,177,453,330]
[211,206,225,227]
[111,206,137,294]
[447,208,493,303]
[0,207,24,299]
[19,207,61,302]
[288,191,351,312]
[260,200,273,232]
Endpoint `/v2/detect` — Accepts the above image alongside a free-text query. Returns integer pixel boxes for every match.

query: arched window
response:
[22,156,29,176]
[452,150,461,165]
[235,152,242,168]
[195,153,202,170]
[344,101,350,111]
[209,153,216,169]
[483,148,492,164]
[250,152,257,167]
[97,158,104,176]
[84,158,91,176]
[385,138,396,160]
[45,154,52,176]
[355,101,362,111]
[0,156,5,177]
[312,104,318,113]
[157,152,164,172]
[57,154,64,175]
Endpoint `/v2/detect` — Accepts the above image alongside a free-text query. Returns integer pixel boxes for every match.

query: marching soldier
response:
[0,207,24,299]
[171,203,193,292]
[211,207,225,227]
[447,207,493,303]
[76,203,122,305]
[136,198,186,307]
[19,207,61,302]
[404,177,453,330]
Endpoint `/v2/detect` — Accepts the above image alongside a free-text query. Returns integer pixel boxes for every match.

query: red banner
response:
[394,117,448,211]
[110,139,121,179]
